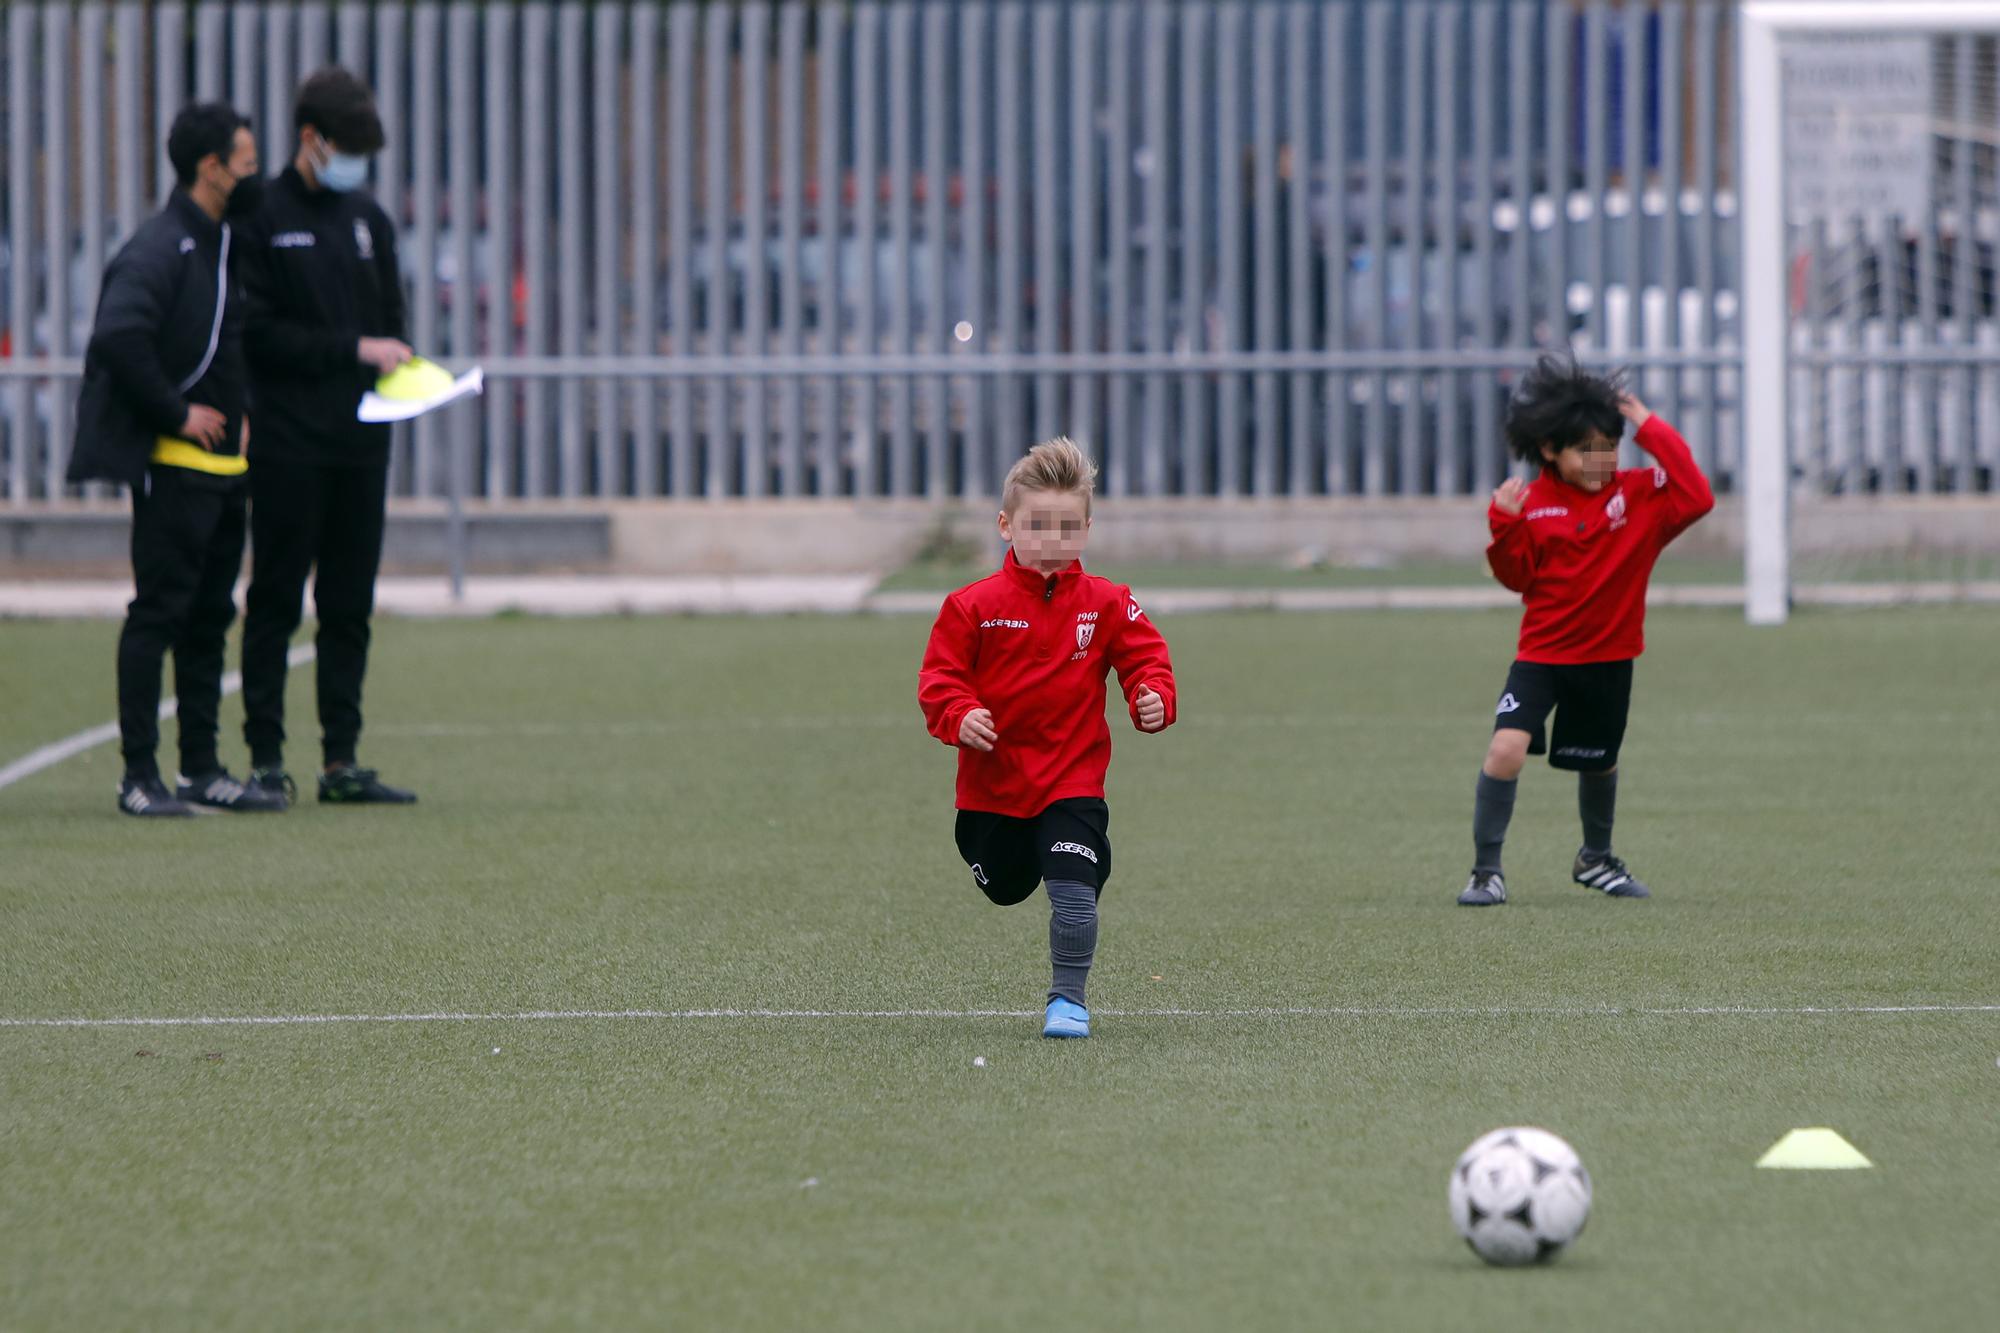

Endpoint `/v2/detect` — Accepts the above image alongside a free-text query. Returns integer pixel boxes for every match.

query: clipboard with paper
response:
[358,357,485,423]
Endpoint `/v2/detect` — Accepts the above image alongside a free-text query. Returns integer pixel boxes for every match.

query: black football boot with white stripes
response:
[178,768,290,813]
[117,775,196,818]
[1572,849,1650,898]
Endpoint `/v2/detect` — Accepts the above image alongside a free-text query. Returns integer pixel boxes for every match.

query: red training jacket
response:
[1486,415,1715,664]
[918,550,1178,817]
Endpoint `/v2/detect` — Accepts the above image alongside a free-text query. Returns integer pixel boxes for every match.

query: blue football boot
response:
[1043,997,1091,1039]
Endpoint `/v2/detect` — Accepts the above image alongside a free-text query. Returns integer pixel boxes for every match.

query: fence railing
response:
[0,2,1989,506]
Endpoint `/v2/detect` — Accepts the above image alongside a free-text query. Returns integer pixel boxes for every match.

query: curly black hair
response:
[1504,354,1627,465]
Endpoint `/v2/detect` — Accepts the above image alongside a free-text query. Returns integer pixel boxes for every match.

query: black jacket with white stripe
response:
[238,165,407,469]
[68,190,247,487]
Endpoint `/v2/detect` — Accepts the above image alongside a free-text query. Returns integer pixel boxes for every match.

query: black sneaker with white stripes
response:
[1456,870,1507,906]
[178,768,290,813]
[118,775,196,819]
[1572,849,1651,899]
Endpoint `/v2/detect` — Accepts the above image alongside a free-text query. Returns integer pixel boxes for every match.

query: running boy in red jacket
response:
[1459,357,1714,907]
[919,437,1177,1037]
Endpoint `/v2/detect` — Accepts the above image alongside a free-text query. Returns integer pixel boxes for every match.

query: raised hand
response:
[1616,393,1652,428]
[1491,476,1529,516]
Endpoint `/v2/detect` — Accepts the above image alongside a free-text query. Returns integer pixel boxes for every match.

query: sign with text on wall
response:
[1782,35,1932,224]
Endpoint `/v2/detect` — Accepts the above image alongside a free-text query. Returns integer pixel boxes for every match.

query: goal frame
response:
[1739,0,2000,623]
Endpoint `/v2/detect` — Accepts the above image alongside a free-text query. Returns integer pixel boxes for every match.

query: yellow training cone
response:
[374,357,456,402]
[1756,1128,1873,1170]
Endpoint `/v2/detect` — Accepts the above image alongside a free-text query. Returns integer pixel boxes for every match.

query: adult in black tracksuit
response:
[68,104,284,818]
[239,69,416,806]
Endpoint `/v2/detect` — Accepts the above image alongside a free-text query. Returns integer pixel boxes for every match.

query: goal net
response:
[1741,2,2000,620]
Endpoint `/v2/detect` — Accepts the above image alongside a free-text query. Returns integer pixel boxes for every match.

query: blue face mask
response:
[316,144,370,193]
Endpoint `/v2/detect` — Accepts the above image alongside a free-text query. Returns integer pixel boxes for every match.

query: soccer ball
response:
[1448,1126,1593,1266]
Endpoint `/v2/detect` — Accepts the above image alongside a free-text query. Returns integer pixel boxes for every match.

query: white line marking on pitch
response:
[2,1003,1996,1029]
[0,644,317,792]
[363,715,1470,741]
[365,710,1999,743]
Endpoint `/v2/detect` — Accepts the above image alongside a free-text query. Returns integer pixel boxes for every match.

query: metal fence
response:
[0,1,1989,505]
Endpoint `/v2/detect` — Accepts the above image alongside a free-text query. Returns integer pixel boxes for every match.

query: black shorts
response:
[953,797,1111,905]
[1492,659,1633,772]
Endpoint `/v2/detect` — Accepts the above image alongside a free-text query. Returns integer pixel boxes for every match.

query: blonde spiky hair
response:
[1001,436,1098,517]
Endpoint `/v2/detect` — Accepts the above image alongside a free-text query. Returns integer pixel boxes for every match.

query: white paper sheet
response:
[358,365,485,423]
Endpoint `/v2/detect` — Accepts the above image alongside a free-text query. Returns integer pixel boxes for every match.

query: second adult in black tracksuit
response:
[69,190,250,793]
[237,164,407,776]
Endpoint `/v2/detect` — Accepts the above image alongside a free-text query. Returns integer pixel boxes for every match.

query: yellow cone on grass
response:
[1756,1128,1873,1170]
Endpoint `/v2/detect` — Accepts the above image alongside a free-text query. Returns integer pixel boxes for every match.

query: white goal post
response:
[1739,0,2000,624]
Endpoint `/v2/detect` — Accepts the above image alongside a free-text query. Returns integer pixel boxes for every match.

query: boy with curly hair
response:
[1459,357,1714,906]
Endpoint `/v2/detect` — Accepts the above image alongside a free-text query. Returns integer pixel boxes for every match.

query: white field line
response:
[17,697,1995,783]
[2,1003,1997,1029]
[366,709,1998,741]
[0,644,317,792]
[361,714,1470,740]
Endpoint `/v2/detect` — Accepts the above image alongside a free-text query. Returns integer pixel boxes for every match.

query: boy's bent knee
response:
[1484,729,1531,779]
[973,867,1040,907]
[979,881,1039,907]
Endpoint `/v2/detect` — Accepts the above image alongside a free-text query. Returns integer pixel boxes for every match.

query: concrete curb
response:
[0,576,874,620]
[866,583,2000,614]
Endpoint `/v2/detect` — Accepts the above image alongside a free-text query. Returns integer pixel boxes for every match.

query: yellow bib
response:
[151,436,248,477]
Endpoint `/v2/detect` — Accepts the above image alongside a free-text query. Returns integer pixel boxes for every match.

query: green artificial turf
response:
[2,607,1996,1330]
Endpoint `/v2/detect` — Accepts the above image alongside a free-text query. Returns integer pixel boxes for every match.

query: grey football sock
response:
[1046,879,1098,1007]
[1578,769,1618,856]
[1473,772,1518,873]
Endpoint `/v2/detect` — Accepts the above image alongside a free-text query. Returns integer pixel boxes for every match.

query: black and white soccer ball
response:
[1448,1127,1593,1266]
